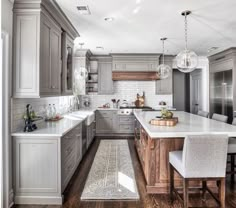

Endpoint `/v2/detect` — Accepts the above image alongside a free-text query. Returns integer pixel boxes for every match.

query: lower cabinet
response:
[86,121,96,148]
[117,115,134,133]
[13,123,82,205]
[61,124,82,191]
[96,110,134,135]
[96,110,116,134]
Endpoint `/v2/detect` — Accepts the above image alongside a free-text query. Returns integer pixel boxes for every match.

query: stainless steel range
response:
[118,106,152,115]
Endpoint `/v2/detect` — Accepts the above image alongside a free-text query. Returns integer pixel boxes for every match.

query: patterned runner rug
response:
[81,140,139,200]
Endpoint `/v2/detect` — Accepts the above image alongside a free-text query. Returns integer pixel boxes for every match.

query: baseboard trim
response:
[9,189,14,208]
[14,196,63,205]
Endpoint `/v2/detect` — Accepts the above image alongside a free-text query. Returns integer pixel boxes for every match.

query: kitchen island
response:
[134,111,236,194]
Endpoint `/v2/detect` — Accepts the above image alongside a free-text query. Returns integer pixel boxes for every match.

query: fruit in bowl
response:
[161,108,173,119]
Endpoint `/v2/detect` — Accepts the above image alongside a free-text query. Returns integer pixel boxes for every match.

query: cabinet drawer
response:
[62,131,79,163]
[61,150,76,190]
[61,141,76,163]
[61,132,75,149]
[119,116,134,124]
[96,110,116,118]
[119,124,134,133]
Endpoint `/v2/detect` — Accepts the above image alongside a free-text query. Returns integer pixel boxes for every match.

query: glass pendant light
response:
[176,10,198,73]
[157,38,171,79]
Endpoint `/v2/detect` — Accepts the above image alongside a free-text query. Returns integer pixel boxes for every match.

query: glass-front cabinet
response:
[62,32,74,95]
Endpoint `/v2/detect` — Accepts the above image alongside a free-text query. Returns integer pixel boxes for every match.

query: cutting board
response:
[150,117,178,126]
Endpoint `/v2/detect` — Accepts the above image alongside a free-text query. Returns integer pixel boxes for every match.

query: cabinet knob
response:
[51,86,56,89]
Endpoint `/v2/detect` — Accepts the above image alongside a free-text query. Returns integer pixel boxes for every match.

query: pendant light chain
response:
[176,10,198,72]
[184,12,188,50]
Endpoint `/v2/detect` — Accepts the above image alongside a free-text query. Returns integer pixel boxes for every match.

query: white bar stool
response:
[197,110,209,118]
[212,113,228,123]
[169,134,228,208]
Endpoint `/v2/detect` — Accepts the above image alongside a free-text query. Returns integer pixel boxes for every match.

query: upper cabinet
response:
[13,0,79,98]
[61,32,74,95]
[112,54,159,72]
[97,57,113,94]
[155,55,174,95]
[208,48,236,73]
[40,14,62,96]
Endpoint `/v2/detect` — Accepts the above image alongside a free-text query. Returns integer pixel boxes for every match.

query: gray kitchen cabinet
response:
[156,56,174,95]
[61,124,82,191]
[112,54,159,71]
[98,62,114,94]
[13,0,79,98]
[86,121,96,148]
[40,15,62,95]
[96,110,134,135]
[118,115,135,133]
[61,32,74,95]
[96,110,115,133]
[13,123,82,205]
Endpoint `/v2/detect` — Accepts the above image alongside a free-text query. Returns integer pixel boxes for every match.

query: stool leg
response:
[219,178,225,208]
[202,181,207,201]
[169,163,174,204]
[231,155,235,185]
[183,178,189,208]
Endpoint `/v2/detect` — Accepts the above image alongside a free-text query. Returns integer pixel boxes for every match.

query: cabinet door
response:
[13,14,40,98]
[40,18,51,93]
[50,27,61,94]
[62,32,74,95]
[98,62,113,94]
[13,137,60,194]
[40,15,61,95]
[75,132,82,164]
[96,111,114,133]
[96,117,113,133]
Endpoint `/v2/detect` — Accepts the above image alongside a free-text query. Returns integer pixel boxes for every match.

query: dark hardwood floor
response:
[14,138,236,208]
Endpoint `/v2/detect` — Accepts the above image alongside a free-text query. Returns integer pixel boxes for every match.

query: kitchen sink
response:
[69,111,95,126]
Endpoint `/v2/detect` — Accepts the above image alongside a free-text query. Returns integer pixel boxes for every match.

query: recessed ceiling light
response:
[104,17,114,22]
[77,5,91,15]
[96,46,104,50]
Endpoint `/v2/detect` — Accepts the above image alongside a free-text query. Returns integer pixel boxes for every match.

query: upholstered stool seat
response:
[228,138,236,154]
[212,113,228,123]
[197,110,209,118]
[169,134,228,208]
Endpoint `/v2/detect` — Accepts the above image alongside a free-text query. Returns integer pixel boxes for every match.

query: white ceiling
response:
[56,0,236,56]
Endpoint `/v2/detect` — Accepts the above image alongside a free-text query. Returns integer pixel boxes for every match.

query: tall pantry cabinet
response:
[12,0,79,98]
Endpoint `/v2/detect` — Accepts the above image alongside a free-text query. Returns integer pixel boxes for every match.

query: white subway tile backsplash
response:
[11,96,75,132]
[12,81,172,131]
[82,81,173,108]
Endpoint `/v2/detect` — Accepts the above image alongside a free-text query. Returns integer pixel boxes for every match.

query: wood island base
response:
[135,127,218,194]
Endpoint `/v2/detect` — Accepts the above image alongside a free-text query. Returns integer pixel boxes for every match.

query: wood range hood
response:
[112,71,160,81]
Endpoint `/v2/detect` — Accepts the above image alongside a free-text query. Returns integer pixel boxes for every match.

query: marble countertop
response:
[134,111,236,138]
[11,109,96,137]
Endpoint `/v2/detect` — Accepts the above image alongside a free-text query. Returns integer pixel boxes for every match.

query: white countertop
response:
[134,111,236,138]
[96,108,119,111]
[12,109,96,137]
